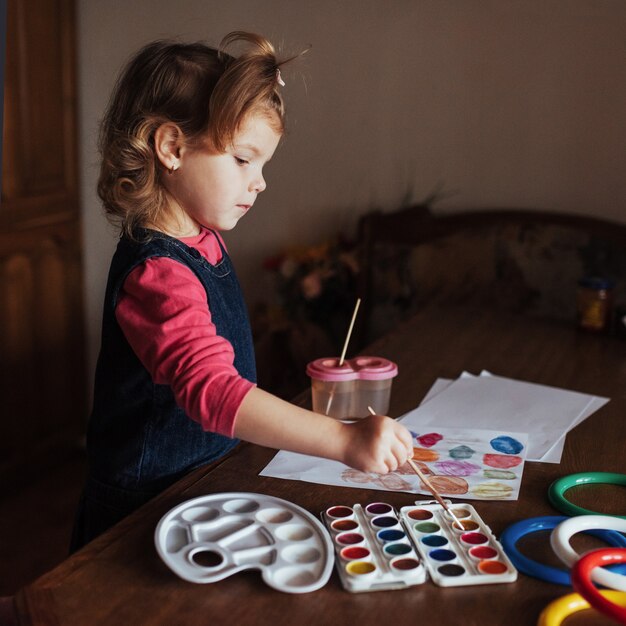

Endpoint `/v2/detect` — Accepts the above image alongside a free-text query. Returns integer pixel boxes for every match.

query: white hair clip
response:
[276,68,285,87]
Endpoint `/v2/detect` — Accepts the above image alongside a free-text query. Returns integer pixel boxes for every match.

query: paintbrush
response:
[338,297,361,366]
[367,406,464,531]
[325,298,361,415]
[405,459,464,531]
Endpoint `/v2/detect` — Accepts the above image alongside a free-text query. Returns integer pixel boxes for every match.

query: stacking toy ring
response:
[537,590,626,626]
[551,515,626,591]
[571,549,626,623]
[548,472,626,518]
[500,516,626,586]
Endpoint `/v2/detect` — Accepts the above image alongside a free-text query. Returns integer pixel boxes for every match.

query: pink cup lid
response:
[306,356,398,382]
[306,358,356,381]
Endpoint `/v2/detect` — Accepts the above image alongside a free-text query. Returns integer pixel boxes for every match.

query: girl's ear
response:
[154,123,184,171]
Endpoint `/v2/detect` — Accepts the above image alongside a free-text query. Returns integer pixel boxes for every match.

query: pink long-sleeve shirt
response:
[115,228,255,438]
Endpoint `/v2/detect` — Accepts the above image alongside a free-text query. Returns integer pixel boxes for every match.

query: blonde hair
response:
[98,32,295,238]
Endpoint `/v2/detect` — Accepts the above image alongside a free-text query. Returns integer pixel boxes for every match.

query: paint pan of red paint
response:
[365,502,393,516]
[326,506,354,520]
[340,546,371,561]
[336,532,365,546]
[407,508,433,521]
[330,519,359,533]
[468,545,498,561]
[478,560,509,575]
[345,560,377,577]
[460,532,488,546]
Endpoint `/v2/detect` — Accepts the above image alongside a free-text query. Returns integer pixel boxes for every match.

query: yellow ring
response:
[537,590,626,626]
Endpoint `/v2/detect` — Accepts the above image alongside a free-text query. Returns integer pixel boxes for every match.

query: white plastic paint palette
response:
[400,502,517,586]
[155,492,334,594]
[322,502,426,592]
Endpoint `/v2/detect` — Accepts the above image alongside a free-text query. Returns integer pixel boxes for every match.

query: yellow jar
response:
[576,277,614,332]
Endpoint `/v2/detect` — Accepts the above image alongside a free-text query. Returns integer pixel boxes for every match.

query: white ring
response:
[550,515,626,591]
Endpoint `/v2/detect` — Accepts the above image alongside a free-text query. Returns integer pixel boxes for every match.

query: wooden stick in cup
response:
[367,406,464,531]
[338,298,361,366]
[325,298,361,415]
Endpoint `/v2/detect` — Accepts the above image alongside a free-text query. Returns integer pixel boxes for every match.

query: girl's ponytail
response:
[208,31,297,151]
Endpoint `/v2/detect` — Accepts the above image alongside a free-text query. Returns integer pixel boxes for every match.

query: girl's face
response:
[162,112,281,234]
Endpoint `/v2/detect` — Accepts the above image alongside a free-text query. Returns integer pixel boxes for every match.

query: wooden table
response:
[13,307,626,625]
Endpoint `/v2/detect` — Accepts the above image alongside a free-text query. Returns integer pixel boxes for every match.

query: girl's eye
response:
[235,157,249,166]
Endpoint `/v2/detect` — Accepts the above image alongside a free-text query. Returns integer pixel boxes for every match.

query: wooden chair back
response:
[357,204,626,344]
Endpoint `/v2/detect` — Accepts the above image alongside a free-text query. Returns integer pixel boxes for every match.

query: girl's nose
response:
[250,173,266,193]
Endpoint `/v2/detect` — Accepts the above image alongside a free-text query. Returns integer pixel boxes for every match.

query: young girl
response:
[71,31,413,551]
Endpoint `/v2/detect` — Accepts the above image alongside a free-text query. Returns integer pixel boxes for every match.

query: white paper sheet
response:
[260,426,528,500]
[400,373,608,462]
[417,374,606,463]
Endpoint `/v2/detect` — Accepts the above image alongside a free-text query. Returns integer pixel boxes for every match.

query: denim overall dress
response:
[71,228,256,551]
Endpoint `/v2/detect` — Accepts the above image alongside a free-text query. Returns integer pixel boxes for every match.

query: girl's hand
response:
[234,387,412,473]
[339,414,414,474]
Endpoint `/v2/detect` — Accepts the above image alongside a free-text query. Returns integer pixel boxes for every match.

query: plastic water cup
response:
[306,356,398,419]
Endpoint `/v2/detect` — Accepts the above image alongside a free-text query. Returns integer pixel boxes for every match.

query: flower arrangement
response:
[262,234,360,347]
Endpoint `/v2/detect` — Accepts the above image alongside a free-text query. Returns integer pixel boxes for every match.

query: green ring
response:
[548,472,626,519]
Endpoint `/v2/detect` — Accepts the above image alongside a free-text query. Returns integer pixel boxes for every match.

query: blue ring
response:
[500,516,626,586]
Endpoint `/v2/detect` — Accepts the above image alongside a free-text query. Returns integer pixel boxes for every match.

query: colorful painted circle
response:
[470,481,514,499]
[416,432,443,448]
[449,444,475,460]
[427,475,469,495]
[412,447,440,462]
[483,453,523,469]
[483,469,517,480]
[489,435,524,455]
[434,460,481,477]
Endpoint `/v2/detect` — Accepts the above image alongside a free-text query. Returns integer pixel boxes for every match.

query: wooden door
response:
[1,0,85,486]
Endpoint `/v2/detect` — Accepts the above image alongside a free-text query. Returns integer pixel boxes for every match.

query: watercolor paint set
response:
[155,492,334,594]
[400,502,518,586]
[322,502,427,592]
[322,500,517,592]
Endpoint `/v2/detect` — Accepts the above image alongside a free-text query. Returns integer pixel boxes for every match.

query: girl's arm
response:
[234,386,413,473]
[117,231,413,473]
[117,255,253,436]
